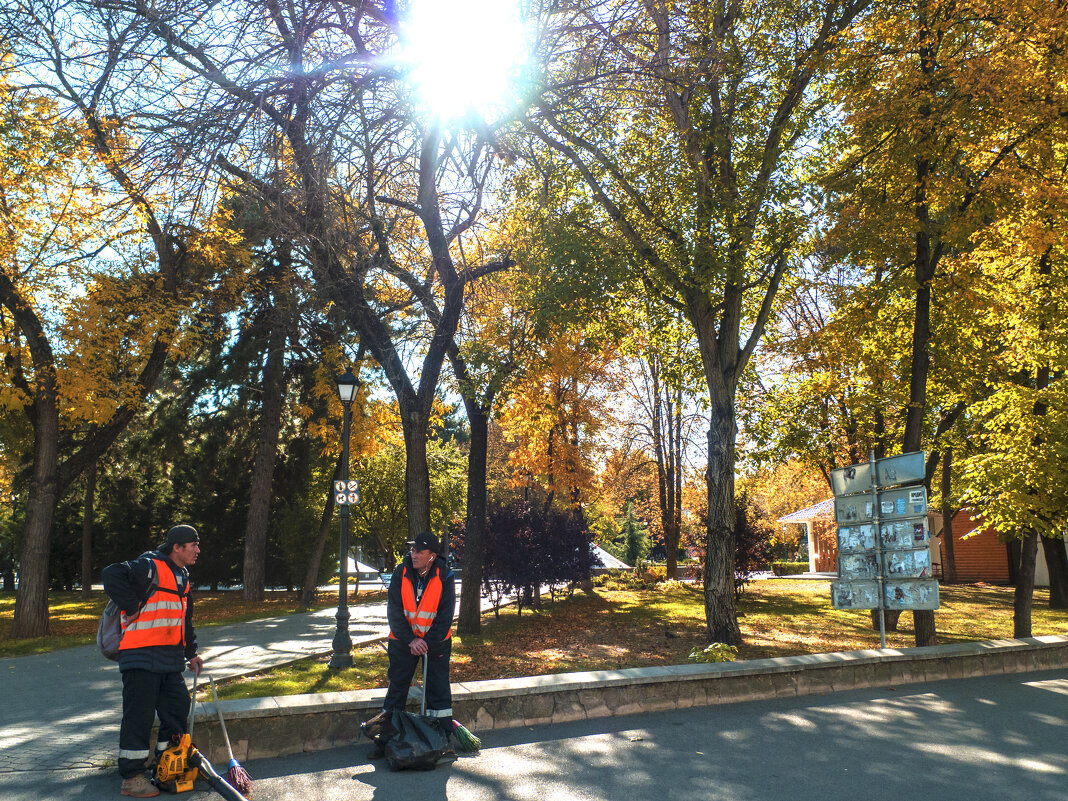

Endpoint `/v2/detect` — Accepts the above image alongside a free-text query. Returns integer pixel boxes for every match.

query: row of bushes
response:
[771,561,809,576]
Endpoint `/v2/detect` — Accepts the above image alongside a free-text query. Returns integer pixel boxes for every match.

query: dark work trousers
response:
[383,638,453,728]
[118,669,191,778]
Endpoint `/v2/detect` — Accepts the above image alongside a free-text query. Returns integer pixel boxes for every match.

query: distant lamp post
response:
[329,367,360,670]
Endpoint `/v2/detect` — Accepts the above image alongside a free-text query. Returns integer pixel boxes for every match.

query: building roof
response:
[592,544,630,569]
[777,498,835,524]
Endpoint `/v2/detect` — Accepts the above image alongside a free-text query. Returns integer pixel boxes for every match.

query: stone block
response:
[795,667,838,697]
[635,680,678,713]
[887,661,926,687]
[516,692,556,726]
[960,654,986,678]
[601,686,644,717]
[577,688,612,719]
[551,692,587,724]
[923,658,951,683]
[473,705,496,731]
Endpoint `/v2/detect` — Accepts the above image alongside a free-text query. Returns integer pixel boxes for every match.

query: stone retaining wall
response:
[187,634,1068,764]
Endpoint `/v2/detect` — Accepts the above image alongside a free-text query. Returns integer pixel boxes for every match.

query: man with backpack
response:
[102,525,204,798]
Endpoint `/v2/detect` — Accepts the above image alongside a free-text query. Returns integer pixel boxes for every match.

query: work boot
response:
[120,774,160,798]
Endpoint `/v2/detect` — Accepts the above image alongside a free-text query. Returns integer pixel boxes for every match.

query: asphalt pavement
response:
[0,596,391,774]
[3,668,1066,801]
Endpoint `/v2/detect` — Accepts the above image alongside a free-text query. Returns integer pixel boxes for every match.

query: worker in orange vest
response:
[375,531,456,754]
[102,525,204,798]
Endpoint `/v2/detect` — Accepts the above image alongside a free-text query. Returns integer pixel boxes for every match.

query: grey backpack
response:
[98,565,159,661]
[97,601,124,661]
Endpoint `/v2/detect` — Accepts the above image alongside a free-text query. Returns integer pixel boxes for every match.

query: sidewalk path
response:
[0,586,489,774]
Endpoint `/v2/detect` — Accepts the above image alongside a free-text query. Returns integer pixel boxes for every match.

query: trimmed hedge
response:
[771,561,809,576]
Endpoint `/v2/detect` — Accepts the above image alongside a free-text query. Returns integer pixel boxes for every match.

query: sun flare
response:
[400,0,532,124]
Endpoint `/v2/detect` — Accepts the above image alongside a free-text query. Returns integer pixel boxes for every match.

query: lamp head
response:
[335,367,360,404]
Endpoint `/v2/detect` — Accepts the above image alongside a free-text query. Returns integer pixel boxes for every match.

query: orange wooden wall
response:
[943,509,1011,583]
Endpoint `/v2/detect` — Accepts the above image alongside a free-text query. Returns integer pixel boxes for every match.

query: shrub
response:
[771,561,808,576]
[688,642,739,663]
[590,566,665,591]
[455,500,596,614]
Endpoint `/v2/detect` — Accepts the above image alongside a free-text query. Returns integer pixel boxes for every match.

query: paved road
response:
[0,597,391,774]
[3,668,1066,801]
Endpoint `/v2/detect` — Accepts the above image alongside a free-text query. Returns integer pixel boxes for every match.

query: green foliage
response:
[591,566,666,591]
[619,502,650,567]
[351,439,467,567]
[688,642,739,664]
[771,561,809,576]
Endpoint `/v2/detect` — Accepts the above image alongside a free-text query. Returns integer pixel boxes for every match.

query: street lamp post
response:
[329,367,360,670]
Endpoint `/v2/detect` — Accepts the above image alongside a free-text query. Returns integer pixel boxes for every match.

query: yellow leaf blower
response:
[155,673,249,801]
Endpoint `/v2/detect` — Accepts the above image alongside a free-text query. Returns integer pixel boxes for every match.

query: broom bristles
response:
[451,721,481,753]
[226,760,253,798]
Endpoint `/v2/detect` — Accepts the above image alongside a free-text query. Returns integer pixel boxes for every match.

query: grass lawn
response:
[0,587,385,658]
[205,579,1068,701]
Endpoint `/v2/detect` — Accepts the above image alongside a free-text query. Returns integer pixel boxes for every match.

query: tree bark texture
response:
[3,269,60,638]
[1013,529,1039,638]
[457,402,490,635]
[1040,534,1068,610]
[940,446,958,583]
[12,393,59,638]
[703,402,742,645]
[80,461,97,600]
[243,315,287,602]
[402,407,432,536]
[300,458,341,608]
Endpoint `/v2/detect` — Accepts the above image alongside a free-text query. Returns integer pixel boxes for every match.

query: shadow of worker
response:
[355,750,453,801]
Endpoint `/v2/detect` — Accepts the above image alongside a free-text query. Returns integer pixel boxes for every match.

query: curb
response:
[186,633,1068,764]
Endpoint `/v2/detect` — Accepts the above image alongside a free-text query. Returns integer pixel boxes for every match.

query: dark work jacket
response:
[386,554,455,647]
[102,550,198,673]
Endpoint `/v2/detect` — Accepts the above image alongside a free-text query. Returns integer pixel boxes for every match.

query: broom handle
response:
[208,674,237,761]
[188,672,198,740]
[421,653,428,716]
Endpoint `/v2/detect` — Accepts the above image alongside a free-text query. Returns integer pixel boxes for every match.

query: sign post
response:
[830,451,938,648]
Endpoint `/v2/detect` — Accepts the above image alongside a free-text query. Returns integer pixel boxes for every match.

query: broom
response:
[450,720,481,752]
[208,675,254,798]
[417,654,480,753]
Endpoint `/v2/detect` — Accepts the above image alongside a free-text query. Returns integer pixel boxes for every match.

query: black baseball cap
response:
[408,531,440,553]
[161,525,200,549]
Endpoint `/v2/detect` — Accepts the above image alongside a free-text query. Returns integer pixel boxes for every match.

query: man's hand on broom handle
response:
[409,637,428,656]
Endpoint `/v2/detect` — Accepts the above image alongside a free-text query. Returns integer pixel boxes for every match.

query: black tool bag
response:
[384,709,450,771]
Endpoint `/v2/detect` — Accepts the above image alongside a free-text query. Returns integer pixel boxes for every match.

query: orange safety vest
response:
[390,568,451,641]
[119,558,189,650]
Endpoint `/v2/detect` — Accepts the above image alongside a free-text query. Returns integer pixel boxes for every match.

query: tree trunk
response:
[704,403,741,645]
[5,270,61,637]
[1040,533,1068,610]
[243,316,287,602]
[940,446,958,583]
[913,608,936,646]
[80,461,97,600]
[1013,529,1039,638]
[402,406,432,536]
[11,396,59,638]
[299,458,340,607]
[906,216,938,647]
[870,609,901,631]
[457,402,489,635]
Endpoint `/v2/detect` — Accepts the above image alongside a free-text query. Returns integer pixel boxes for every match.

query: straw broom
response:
[208,675,254,797]
[450,720,481,752]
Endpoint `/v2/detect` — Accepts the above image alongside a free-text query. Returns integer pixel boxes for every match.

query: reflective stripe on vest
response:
[390,568,451,640]
[119,558,188,650]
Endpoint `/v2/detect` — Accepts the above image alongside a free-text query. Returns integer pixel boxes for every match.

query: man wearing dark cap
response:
[374,531,456,752]
[102,525,204,797]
